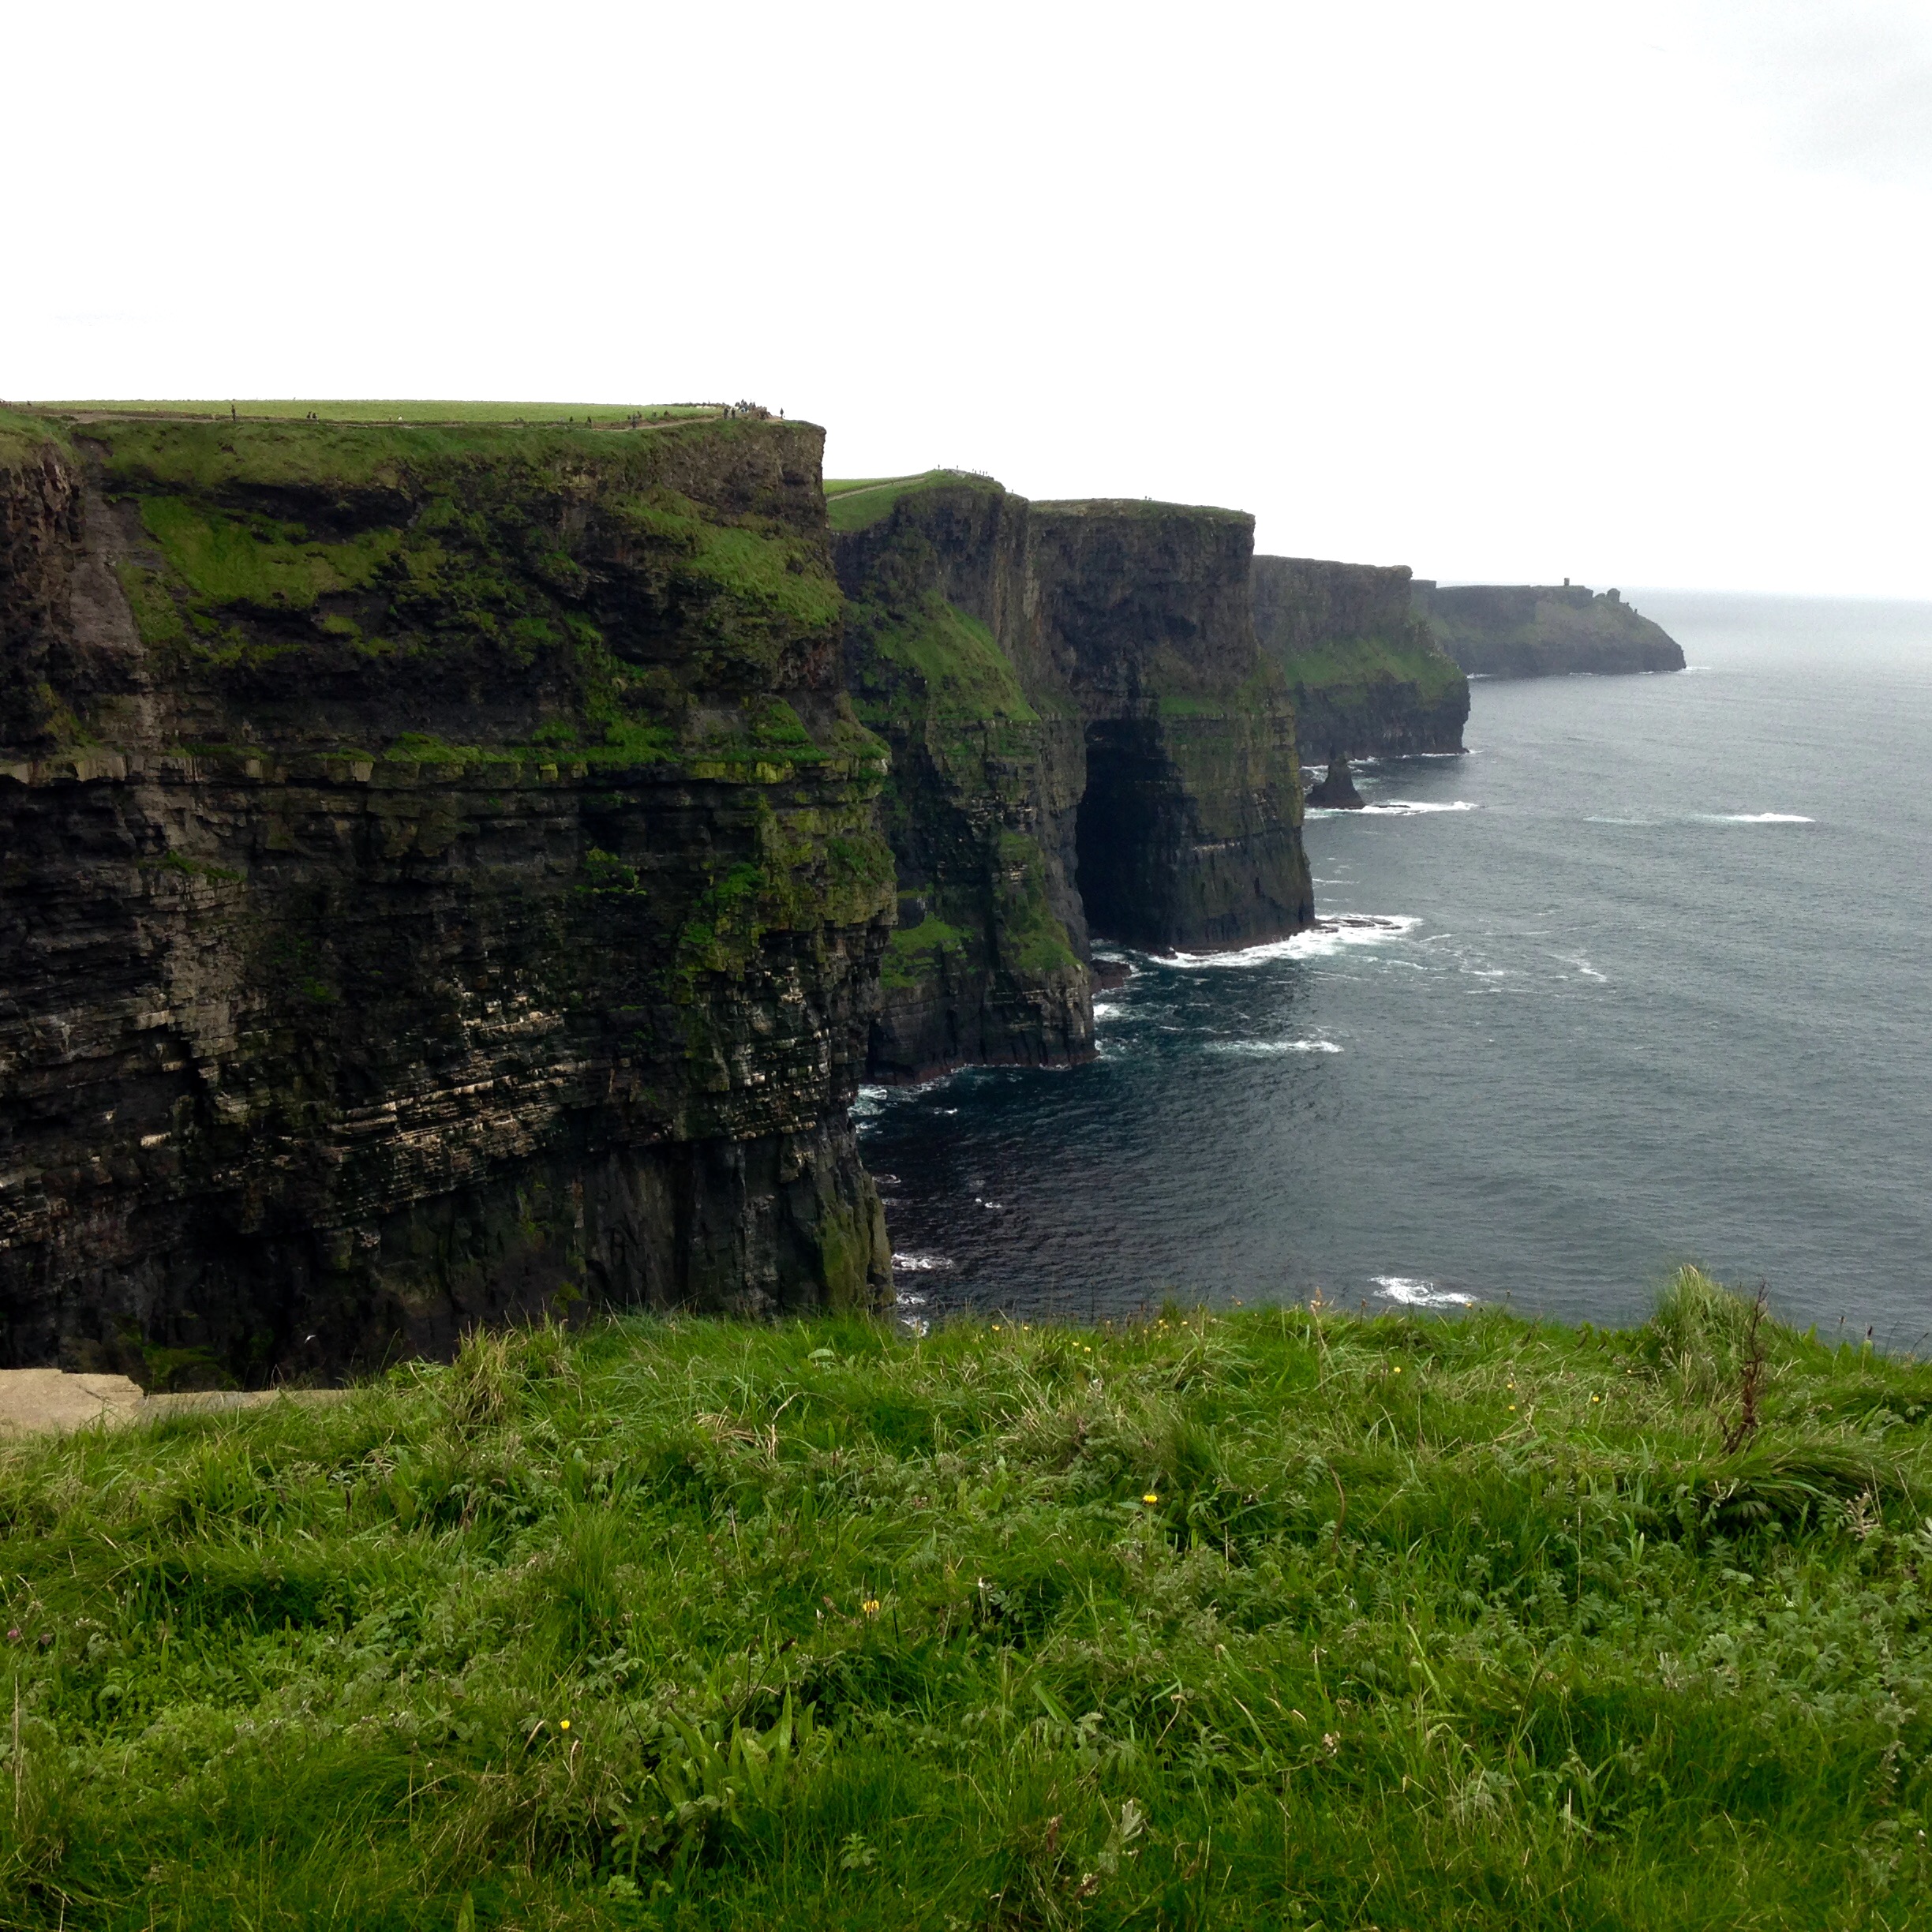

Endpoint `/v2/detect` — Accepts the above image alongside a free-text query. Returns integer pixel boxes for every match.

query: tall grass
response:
[2,1271,1928,1929]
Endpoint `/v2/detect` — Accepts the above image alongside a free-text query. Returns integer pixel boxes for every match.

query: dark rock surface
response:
[1417,582,1685,678]
[0,410,894,1381]
[1305,754,1365,809]
[833,478,1312,1078]
[1252,556,1468,758]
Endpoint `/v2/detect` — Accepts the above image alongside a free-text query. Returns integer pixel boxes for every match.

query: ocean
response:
[858,591,1932,1341]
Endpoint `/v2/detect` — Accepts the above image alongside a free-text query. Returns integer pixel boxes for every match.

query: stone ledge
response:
[0,1370,346,1439]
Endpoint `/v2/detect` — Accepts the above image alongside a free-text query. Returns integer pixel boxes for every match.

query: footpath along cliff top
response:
[13,399,746,427]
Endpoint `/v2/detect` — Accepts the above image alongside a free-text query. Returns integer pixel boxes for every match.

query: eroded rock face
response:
[0,411,893,1381]
[834,478,1311,1078]
[1416,582,1685,677]
[1252,556,1469,759]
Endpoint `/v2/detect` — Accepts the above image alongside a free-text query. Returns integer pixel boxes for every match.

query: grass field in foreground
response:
[2,1270,1929,1930]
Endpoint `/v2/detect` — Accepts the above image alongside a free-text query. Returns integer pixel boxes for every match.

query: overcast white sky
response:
[8,1,1930,596]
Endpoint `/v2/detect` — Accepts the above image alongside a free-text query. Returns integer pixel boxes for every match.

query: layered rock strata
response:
[833,474,1311,1080]
[1251,556,1469,758]
[1417,582,1685,677]
[0,410,895,1381]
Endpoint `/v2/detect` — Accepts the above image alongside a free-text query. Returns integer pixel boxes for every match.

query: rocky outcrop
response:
[833,475,1311,1079]
[1305,754,1364,810]
[1251,556,1468,758]
[0,409,895,1383]
[1417,582,1685,677]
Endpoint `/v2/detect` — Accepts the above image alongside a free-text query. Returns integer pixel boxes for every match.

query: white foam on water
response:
[1092,999,1121,1018]
[1374,1275,1477,1309]
[1204,1038,1343,1056]
[975,1198,1005,1211]
[1354,799,1479,817]
[1555,953,1608,982]
[1705,811,1814,824]
[1163,913,1420,969]
[893,1252,954,1272]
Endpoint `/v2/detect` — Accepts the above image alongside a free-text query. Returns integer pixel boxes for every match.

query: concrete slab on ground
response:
[0,1370,345,1439]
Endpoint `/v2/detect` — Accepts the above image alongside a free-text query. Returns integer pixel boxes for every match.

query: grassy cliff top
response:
[1032,496,1251,526]
[21,400,722,427]
[0,1270,1926,1927]
[1,408,846,754]
[823,469,1002,532]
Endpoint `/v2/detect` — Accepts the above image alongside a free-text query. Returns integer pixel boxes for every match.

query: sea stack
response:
[1305,754,1365,809]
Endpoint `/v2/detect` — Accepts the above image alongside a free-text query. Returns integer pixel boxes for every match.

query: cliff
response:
[0,406,896,1383]
[1417,581,1686,677]
[832,474,1311,1081]
[1251,555,1468,758]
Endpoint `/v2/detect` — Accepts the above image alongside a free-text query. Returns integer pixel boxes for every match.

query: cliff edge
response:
[1417,582,1685,677]
[1251,556,1468,758]
[832,474,1312,1082]
[0,406,895,1382]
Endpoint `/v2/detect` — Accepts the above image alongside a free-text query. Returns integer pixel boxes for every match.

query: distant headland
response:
[1415,580,1686,677]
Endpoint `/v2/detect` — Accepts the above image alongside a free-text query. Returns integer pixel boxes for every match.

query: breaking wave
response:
[1164,914,1418,969]
[1204,1039,1343,1056]
[1374,1275,1477,1309]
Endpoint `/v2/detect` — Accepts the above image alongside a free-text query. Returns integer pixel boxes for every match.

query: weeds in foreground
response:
[0,1271,1929,1928]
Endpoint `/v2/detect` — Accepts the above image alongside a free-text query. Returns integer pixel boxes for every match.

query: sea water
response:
[859,593,1932,1341]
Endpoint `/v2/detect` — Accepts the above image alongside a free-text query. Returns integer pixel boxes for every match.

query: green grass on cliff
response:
[1275,635,1466,703]
[879,912,971,990]
[60,413,844,708]
[31,402,713,427]
[823,470,998,533]
[852,598,1036,727]
[2,1273,1930,1930]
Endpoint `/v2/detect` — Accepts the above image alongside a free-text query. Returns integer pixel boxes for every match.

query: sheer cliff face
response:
[833,484,1090,1084]
[0,411,894,1382]
[1251,556,1469,759]
[835,480,1311,1078]
[1417,582,1685,678]
[1028,505,1311,953]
